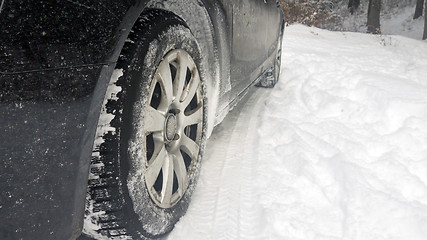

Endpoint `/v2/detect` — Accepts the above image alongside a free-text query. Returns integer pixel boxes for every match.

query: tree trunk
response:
[367,0,381,34]
[414,0,424,19]
[423,1,427,40]
[348,0,360,14]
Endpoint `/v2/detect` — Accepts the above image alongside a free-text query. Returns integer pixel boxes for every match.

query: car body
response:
[0,0,283,239]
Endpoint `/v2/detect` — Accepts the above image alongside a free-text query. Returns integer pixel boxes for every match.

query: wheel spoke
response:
[161,155,174,205]
[180,135,199,160]
[145,106,165,133]
[174,52,189,100]
[183,104,203,127]
[181,68,200,107]
[157,61,174,105]
[145,145,167,189]
[173,152,188,196]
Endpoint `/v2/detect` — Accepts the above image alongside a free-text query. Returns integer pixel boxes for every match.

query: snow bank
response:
[168,25,427,240]
[255,25,427,240]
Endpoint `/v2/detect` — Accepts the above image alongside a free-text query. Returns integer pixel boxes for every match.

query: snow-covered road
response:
[167,25,427,240]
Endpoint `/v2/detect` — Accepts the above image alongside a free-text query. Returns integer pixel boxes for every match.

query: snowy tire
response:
[85,9,206,239]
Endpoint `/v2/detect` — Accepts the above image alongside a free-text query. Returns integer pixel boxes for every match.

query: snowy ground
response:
[167,25,427,240]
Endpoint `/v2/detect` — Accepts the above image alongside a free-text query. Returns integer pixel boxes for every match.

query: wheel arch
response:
[87,1,230,148]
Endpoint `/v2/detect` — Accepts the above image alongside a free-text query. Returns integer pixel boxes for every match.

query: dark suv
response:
[0,1,284,239]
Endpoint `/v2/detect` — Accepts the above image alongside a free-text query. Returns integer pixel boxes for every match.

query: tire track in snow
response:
[167,88,271,240]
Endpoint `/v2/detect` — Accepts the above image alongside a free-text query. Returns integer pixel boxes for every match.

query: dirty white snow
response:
[167,25,427,240]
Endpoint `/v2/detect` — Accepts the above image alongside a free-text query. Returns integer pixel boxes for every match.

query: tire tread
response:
[85,9,190,240]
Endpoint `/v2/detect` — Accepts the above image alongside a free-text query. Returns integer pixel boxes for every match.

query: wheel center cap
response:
[165,113,177,142]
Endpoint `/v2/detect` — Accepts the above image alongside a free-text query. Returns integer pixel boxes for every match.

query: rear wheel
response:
[84,9,206,239]
[256,20,284,88]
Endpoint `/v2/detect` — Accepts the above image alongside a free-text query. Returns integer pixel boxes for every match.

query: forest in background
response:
[278,0,427,40]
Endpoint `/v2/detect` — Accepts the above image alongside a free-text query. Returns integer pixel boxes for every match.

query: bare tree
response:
[348,0,361,14]
[424,1,427,40]
[414,0,425,19]
[367,0,381,34]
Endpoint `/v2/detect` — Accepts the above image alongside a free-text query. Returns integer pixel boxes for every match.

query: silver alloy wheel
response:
[143,49,203,209]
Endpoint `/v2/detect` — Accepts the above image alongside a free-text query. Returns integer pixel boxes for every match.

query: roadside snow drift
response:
[167,25,427,240]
